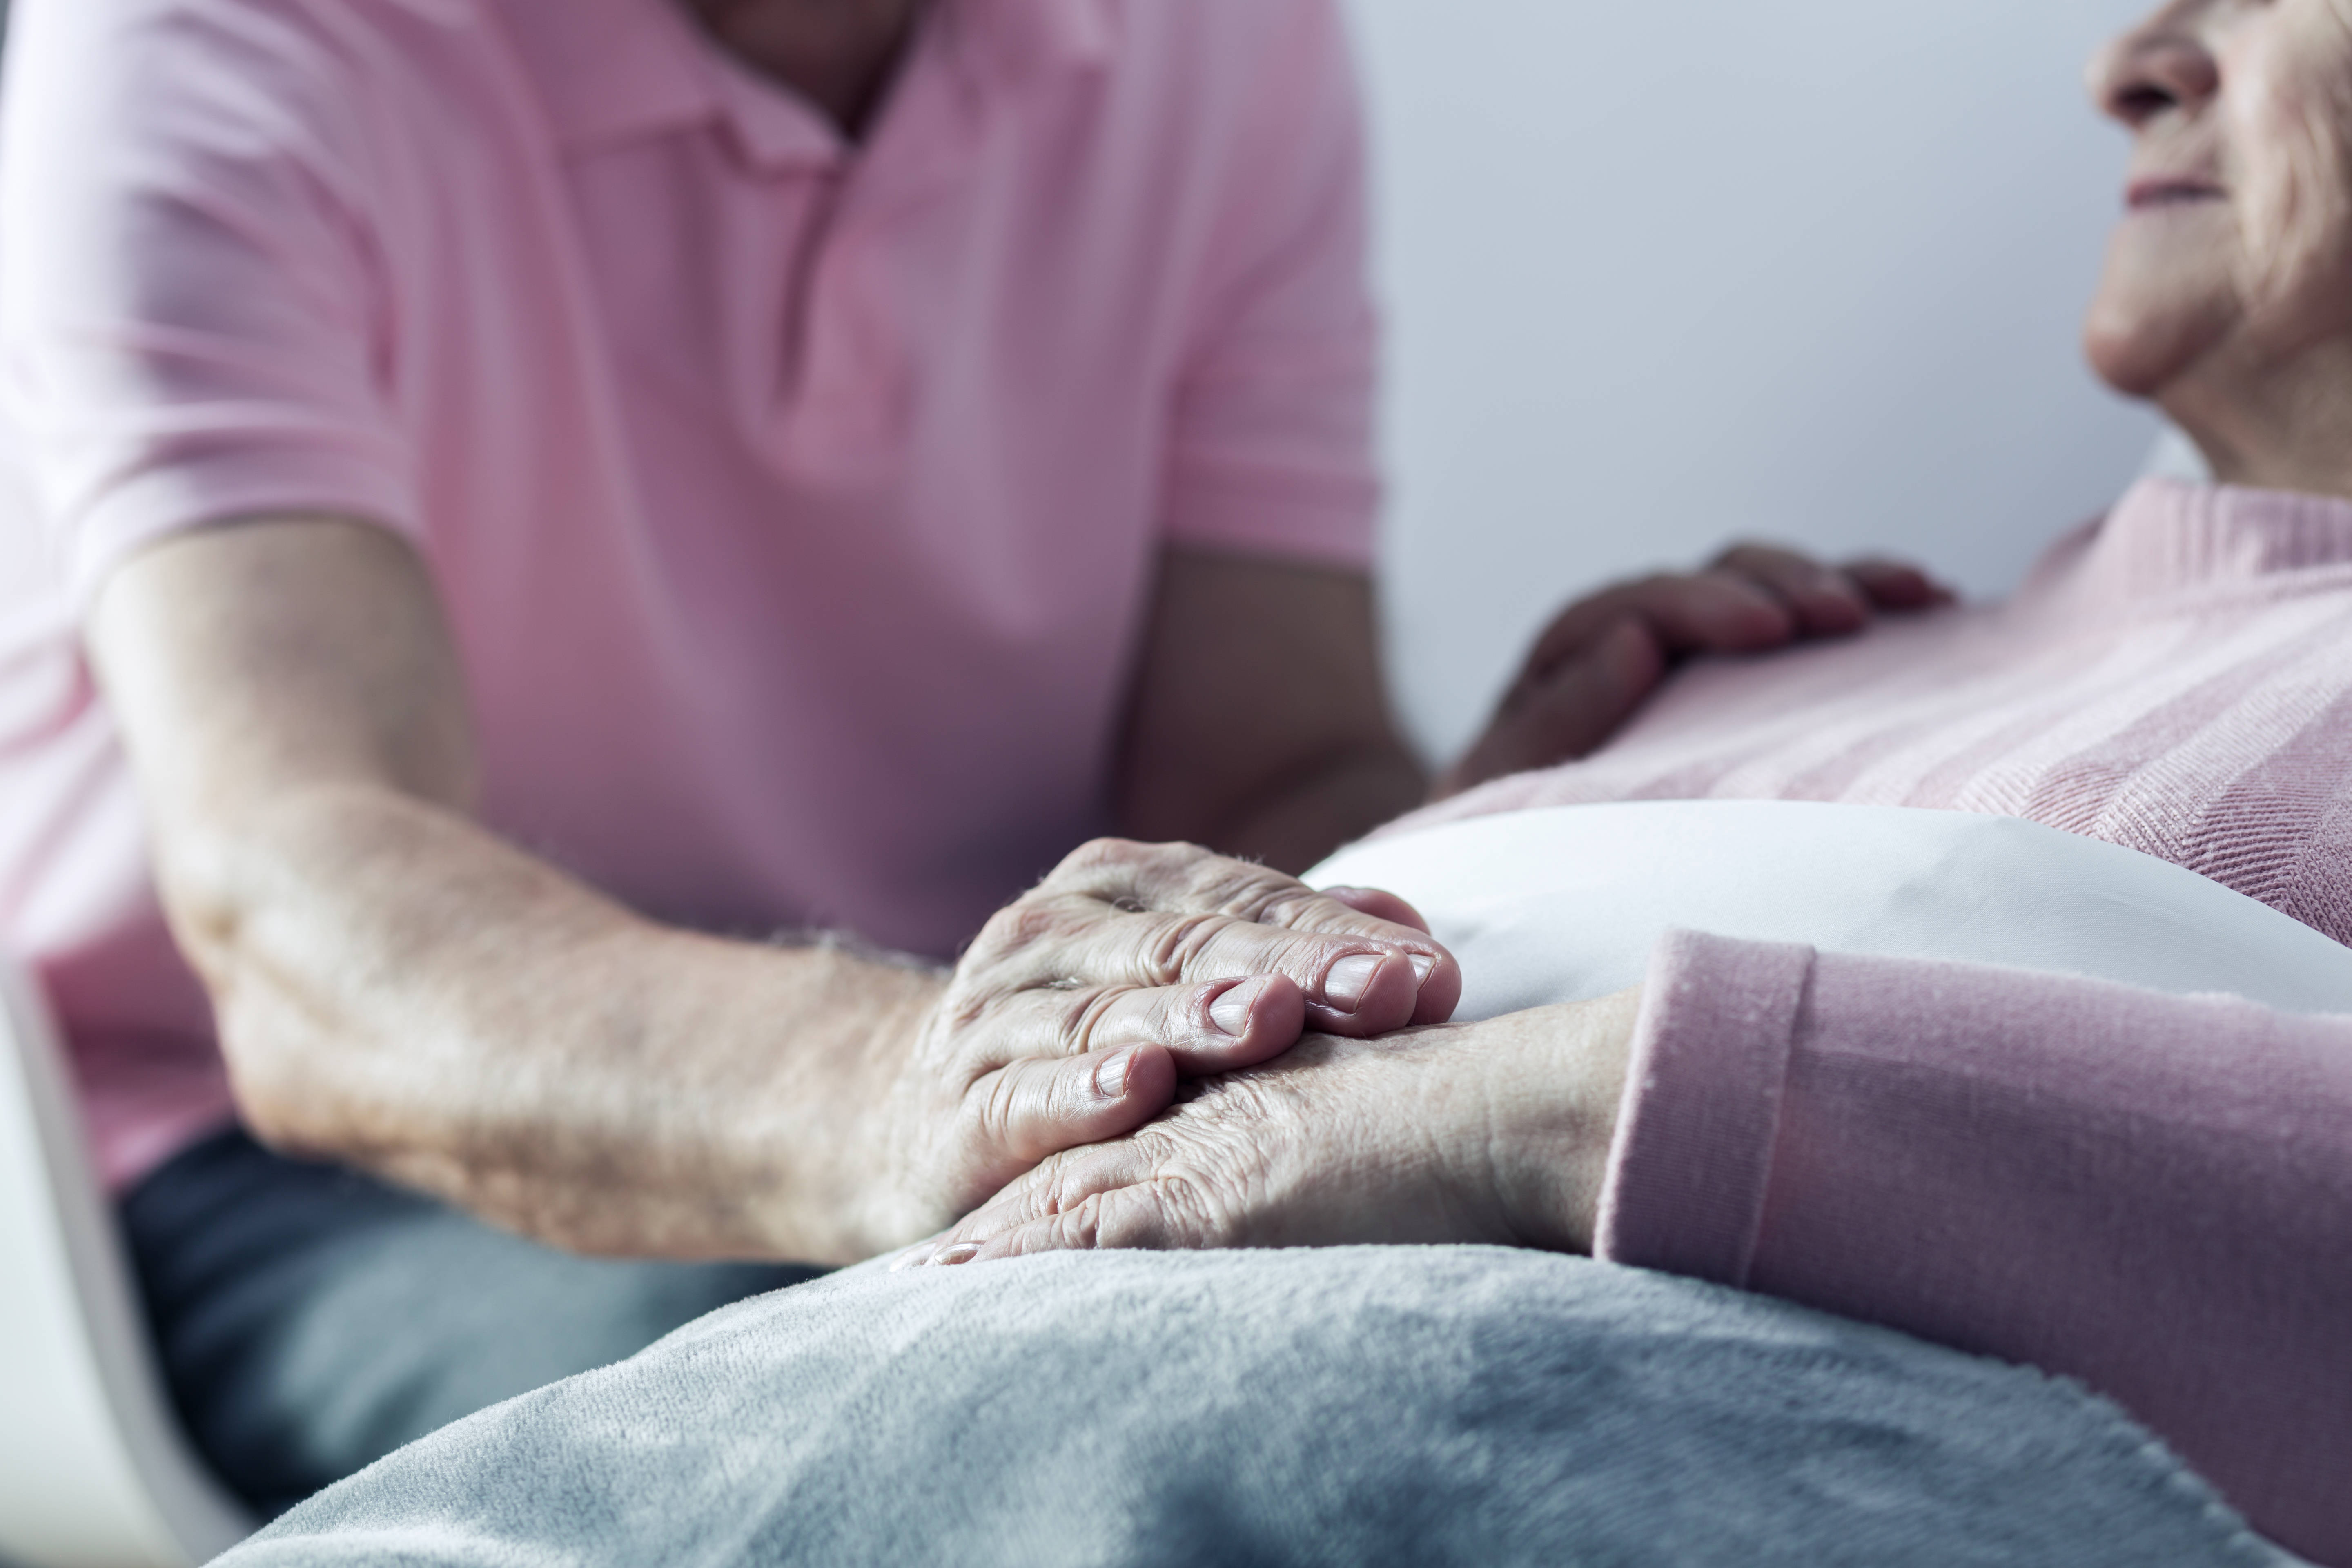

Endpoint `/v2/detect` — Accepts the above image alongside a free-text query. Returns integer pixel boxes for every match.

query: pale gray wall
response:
[1350,0,2167,762]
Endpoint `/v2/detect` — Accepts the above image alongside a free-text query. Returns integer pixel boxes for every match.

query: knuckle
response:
[1252,890,1323,931]
[1058,836,1140,876]
[967,1068,1026,1152]
[980,894,1099,962]
[1144,911,1224,982]
[934,988,993,1040]
[1188,859,1299,922]
[1026,1154,1080,1217]
[983,1152,1072,1228]
[1044,837,1153,896]
[1057,1192,1108,1251]
[973,899,1047,957]
[1055,988,1120,1056]
[1049,837,1227,909]
[1148,1170,1240,1247]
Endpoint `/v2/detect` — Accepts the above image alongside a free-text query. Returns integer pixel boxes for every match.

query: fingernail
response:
[930,1243,982,1268]
[1409,954,1435,987]
[1208,981,1255,1036]
[1323,953,1384,1011]
[1094,1049,1134,1098]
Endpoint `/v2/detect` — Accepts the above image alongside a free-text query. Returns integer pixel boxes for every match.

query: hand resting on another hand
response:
[880,541,1943,1250]
[904,990,1644,1267]
[846,839,1470,1251]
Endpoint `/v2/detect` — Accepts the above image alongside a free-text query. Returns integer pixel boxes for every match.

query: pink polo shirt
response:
[0,0,1378,1189]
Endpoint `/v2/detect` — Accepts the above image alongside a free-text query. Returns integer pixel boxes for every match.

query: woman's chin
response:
[2082,328,2171,401]
[2081,233,2241,400]
[2081,302,2224,402]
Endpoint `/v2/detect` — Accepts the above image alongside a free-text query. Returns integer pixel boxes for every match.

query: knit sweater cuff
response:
[1593,929,1815,1287]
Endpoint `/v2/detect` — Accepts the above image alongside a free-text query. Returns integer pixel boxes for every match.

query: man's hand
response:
[91,516,1462,1266]
[1439,546,1951,798]
[902,990,1643,1267]
[849,840,1463,1250]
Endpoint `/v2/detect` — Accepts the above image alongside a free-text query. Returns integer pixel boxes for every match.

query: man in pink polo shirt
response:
[0,0,1915,1510]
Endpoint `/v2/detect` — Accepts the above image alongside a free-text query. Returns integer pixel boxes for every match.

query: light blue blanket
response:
[217,1247,2295,1567]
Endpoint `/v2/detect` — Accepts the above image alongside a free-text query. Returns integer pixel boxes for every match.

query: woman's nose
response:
[2088,11,2221,129]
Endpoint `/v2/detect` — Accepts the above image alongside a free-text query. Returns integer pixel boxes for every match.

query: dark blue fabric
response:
[122,1129,820,1516]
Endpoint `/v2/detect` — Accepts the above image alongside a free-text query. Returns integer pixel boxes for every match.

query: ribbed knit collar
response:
[2034,479,2352,615]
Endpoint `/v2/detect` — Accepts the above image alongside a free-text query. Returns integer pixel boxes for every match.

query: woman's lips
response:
[2127,177,2226,210]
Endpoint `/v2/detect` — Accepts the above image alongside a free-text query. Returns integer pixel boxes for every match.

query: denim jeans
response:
[122,1129,820,1515]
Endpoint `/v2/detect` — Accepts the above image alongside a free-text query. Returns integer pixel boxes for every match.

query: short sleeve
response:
[0,0,422,609]
[1160,0,1379,571]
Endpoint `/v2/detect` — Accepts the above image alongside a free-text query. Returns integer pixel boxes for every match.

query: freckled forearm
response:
[91,518,958,1265]
[167,781,943,1263]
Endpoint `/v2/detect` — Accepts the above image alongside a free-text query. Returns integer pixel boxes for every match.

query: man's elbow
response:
[145,786,405,1160]
[185,912,358,1161]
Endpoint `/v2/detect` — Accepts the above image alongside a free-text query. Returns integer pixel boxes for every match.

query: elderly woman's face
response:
[2084,0,2352,398]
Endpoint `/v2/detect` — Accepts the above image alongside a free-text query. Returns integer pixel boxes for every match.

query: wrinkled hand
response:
[848,839,1465,1251]
[902,991,1643,1268]
[1439,544,1951,798]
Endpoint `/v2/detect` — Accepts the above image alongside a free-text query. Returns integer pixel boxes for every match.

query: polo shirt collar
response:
[947,0,1116,85]
[490,0,714,154]
[490,0,1115,169]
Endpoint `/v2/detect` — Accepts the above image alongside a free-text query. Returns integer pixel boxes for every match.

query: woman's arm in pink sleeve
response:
[1596,930,2352,1565]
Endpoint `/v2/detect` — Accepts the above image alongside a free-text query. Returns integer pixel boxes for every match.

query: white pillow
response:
[1310,801,2352,1020]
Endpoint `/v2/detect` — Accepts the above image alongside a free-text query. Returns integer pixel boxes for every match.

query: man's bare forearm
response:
[163,778,941,1265]
[1207,746,1429,875]
[87,518,942,1263]
[94,519,1463,1271]
[1116,550,1430,875]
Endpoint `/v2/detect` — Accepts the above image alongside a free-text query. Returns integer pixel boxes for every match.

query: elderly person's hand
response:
[1440,546,1950,799]
[849,838,1466,1250]
[90,515,1468,1268]
[902,990,1640,1266]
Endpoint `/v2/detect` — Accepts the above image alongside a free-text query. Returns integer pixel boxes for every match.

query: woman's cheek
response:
[2232,33,2352,337]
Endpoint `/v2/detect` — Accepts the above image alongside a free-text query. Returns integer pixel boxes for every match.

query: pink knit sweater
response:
[1397,478,2352,1564]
